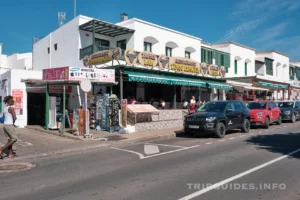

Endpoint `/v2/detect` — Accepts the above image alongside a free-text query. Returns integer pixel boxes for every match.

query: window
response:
[233,102,242,111]
[234,60,238,74]
[54,43,57,51]
[165,47,172,57]
[47,47,50,54]
[245,62,247,76]
[296,101,300,108]
[144,42,152,52]
[201,48,213,64]
[270,102,277,108]
[95,38,110,47]
[226,103,235,111]
[185,51,191,59]
[265,58,273,75]
[117,40,126,50]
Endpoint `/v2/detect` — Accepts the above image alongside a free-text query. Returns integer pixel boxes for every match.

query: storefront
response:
[86,48,233,108]
[22,66,117,134]
[225,76,290,101]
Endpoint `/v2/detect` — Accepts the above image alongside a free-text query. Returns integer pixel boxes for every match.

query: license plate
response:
[189,125,199,129]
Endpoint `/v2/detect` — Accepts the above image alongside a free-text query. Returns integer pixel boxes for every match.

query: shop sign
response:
[121,99,127,127]
[138,51,158,67]
[83,48,121,66]
[43,67,69,81]
[49,85,72,93]
[68,67,115,82]
[200,63,209,75]
[259,81,288,89]
[208,65,220,76]
[219,66,226,78]
[169,57,200,74]
[12,89,23,115]
[158,55,169,69]
[124,49,138,65]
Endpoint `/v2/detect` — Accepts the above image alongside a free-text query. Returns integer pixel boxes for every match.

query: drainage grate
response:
[0,163,35,172]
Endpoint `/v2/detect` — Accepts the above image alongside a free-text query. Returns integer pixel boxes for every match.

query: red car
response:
[247,100,282,128]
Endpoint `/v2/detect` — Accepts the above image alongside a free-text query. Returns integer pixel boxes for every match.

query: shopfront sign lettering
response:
[169,57,200,74]
[83,48,121,66]
[138,52,158,67]
[208,65,219,76]
[69,67,115,82]
[43,67,69,81]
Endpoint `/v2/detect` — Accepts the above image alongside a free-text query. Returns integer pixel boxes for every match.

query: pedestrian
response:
[0,96,18,159]
[189,96,196,114]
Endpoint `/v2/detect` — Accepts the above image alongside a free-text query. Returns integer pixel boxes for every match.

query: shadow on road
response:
[175,129,241,139]
[246,132,300,159]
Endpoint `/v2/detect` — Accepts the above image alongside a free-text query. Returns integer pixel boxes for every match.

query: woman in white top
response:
[0,96,17,159]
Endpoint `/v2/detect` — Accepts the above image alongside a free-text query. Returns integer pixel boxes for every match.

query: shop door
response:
[27,93,46,125]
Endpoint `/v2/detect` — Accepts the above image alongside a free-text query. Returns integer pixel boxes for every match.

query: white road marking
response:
[205,142,213,145]
[142,145,200,159]
[229,137,235,140]
[218,140,226,142]
[178,148,300,200]
[146,143,187,149]
[144,144,160,155]
[239,135,245,138]
[111,147,145,159]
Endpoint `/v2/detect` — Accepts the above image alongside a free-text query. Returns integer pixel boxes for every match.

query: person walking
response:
[0,96,18,159]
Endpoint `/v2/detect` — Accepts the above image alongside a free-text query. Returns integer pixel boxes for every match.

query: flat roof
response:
[212,41,256,51]
[256,50,289,58]
[79,19,135,37]
[117,18,202,41]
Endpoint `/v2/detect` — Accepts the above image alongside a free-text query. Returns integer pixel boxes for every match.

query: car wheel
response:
[215,122,226,138]
[241,118,250,133]
[276,115,282,125]
[264,117,270,129]
[291,113,296,123]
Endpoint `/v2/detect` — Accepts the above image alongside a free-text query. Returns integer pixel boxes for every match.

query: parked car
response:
[247,100,282,128]
[276,100,300,123]
[184,100,250,138]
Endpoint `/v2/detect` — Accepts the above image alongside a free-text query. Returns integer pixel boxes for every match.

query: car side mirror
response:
[268,107,272,111]
[226,109,234,113]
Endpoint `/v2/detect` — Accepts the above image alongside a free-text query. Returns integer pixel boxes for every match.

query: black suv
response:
[276,100,300,123]
[184,100,251,138]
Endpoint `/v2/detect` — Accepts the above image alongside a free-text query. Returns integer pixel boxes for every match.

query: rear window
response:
[247,102,267,110]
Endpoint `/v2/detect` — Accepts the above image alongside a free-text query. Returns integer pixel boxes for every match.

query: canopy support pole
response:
[62,85,66,134]
[120,69,123,100]
[288,86,291,100]
[198,87,201,103]
[45,83,49,130]
[173,85,176,110]
[282,88,285,100]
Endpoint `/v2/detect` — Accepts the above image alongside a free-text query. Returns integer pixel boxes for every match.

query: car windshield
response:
[197,102,227,112]
[247,102,267,110]
[277,101,294,108]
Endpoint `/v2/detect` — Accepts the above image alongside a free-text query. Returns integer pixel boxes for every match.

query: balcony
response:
[290,75,295,80]
[79,45,125,60]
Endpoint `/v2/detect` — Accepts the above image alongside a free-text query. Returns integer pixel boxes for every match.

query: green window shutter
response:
[224,54,230,68]
[215,52,220,66]
[234,60,238,74]
[245,62,247,76]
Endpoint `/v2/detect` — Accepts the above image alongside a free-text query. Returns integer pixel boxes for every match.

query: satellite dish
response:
[80,79,92,92]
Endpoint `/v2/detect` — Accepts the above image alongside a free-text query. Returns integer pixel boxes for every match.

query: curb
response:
[25,127,84,141]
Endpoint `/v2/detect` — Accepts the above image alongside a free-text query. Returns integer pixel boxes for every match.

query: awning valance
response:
[206,80,233,90]
[258,81,288,89]
[124,70,206,87]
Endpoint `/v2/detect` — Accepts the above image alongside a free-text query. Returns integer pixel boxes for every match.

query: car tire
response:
[291,113,296,123]
[264,117,270,129]
[214,122,226,138]
[241,118,250,133]
[276,115,282,125]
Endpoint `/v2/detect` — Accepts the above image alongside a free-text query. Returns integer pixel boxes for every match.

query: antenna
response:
[58,12,66,27]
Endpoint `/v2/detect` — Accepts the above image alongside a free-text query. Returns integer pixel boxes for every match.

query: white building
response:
[211,42,256,77]
[289,61,300,100]
[33,14,202,70]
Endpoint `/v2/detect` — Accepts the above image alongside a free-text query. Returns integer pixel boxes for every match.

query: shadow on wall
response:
[246,133,300,159]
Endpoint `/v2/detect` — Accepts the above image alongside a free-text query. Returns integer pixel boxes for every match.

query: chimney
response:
[120,13,128,22]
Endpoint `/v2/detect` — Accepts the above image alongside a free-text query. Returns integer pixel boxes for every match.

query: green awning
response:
[206,80,233,90]
[124,70,206,87]
[258,81,288,89]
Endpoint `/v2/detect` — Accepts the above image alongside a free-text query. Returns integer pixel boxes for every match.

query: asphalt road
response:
[1,122,300,200]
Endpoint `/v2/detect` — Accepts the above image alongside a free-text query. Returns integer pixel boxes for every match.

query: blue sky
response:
[1,0,300,60]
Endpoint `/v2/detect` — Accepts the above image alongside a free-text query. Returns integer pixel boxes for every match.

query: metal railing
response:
[79,45,125,60]
[290,75,295,80]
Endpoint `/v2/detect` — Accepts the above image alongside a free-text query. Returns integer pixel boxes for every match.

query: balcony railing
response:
[290,75,295,80]
[79,45,125,60]
[266,70,273,76]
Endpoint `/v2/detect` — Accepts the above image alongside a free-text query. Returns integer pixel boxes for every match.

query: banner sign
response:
[121,99,127,127]
[68,67,115,82]
[12,89,23,115]
[43,67,69,81]
[124,49,226,77]
[83,48,121,66]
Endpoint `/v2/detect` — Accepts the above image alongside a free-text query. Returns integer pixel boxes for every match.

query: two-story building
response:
[289,61,300,100]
